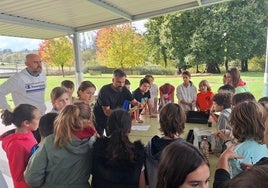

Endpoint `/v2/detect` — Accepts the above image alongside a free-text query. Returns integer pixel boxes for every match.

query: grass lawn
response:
[0,71,265,188]
[0,71,266,108]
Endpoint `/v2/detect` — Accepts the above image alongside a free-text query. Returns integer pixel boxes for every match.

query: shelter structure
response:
[0,0,231,84]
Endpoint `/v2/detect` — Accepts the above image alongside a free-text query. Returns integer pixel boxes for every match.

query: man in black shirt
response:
[93,69,140,135]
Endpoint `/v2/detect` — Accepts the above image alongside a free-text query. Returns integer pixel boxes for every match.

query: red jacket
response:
[1,131,36,188]
[196,91,214,112]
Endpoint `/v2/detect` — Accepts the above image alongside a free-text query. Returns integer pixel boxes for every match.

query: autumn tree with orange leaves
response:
[96,24,147,69]
[38,37,74,77]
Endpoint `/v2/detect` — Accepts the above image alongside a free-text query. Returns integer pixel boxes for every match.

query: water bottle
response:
[207,115,213,127]
[200,137,209,160]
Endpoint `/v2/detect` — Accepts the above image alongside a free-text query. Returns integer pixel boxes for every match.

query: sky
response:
[0,19,147,52]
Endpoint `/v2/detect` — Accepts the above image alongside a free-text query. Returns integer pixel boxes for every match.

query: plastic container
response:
[200,137,209,160]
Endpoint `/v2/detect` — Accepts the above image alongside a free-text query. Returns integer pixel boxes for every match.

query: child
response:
[33,87,66,143]
[146,103,186,188]
[226,67,249,93]
[211,92,232,154]
[132,78,155,123]
[24,103,97,187]
[0,104,41,188]
[218,84,235,94]
[145,75,158,114]
[196,80,214,112]
[258,96,268,112]
[213,92,256,153]
[156,141,209,188]
[158,83,175,111]
[232,92,255,107]
[176,71,197,111]
[214,102,268,187]
[74,80,96,107]
[91,109,145,188]
[50,86,71,114]
[61,80,75,104]
[125,79,131,91]
[30,113,58,156]
[228,101,268,177]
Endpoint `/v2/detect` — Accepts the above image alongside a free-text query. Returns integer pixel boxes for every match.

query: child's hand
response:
[216,130,228,141]
[240,162,253,171]
[220,145,243,161]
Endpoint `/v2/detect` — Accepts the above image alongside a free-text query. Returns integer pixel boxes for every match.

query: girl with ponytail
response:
[1,104,41,188]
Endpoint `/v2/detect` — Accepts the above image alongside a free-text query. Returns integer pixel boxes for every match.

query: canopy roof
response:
[0,0,228,39]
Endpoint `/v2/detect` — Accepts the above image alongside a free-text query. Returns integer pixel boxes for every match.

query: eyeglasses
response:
[32,60,42,64]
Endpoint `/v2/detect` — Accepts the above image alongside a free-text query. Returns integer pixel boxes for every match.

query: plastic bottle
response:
[200,137,209,160]
[207,114,213,127]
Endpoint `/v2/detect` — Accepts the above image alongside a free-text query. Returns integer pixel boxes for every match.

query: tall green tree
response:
[145,17,169,67]
[145,0,267,73]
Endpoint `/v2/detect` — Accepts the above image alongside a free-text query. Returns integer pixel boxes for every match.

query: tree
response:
[82,48,97,67]
[145,17,169,67]
[38,40,52,65]
[38,37,74,76]
[145,0,267,73]
[96,24,147,69]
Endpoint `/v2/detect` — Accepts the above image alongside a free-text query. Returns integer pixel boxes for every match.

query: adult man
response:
[93,69,140,135]
[0,54,46,114]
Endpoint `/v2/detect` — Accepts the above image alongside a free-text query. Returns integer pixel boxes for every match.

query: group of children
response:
[1,67,268,188]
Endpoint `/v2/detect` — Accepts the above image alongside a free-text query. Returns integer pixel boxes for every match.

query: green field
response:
[0,71,266,108]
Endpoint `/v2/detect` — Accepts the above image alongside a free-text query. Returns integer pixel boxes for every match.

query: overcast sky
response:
[0,20,147,52]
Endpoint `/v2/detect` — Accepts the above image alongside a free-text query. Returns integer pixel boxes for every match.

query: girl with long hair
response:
[25,103,97,188]
[91,109,145,188]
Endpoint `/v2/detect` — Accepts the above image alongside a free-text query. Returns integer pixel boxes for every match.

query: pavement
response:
[0,102,53,187]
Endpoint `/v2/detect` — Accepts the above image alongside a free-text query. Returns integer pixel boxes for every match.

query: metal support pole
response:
[264,27,268,97]
[72,32,83,87]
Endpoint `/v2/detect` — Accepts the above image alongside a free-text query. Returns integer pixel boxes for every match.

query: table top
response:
[130,114,216,144]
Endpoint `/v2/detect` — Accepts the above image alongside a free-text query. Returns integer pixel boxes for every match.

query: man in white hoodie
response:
[0,54,46,114]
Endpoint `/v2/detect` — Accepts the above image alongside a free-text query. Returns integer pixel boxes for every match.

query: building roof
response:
[0,0,228,39]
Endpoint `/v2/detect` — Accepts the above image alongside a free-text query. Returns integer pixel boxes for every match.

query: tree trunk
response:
[161,46,167,68]
[241,59,248,72]
[245,59,248,71]
[206,63,220,73]
[215,64,221,74]
[225,59,229,72]
[61,65,65,77]
[196,65,201,73]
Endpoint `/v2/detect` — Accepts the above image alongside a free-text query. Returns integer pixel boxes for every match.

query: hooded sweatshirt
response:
[235,80,249,93]
[1,130,37,188]
[24,127,96,188]
[145,136,184,188]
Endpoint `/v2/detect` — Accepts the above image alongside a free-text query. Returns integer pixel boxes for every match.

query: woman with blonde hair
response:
[25,103,97,188]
